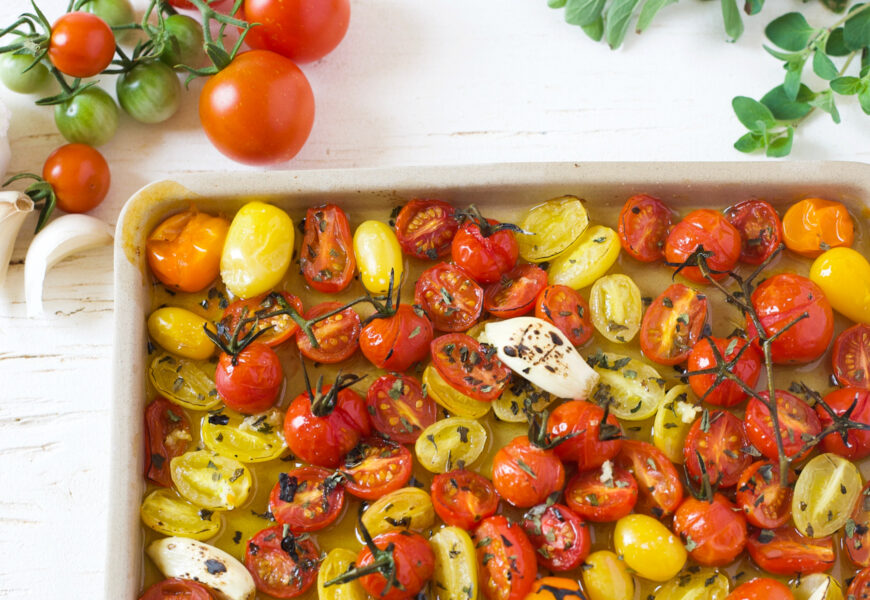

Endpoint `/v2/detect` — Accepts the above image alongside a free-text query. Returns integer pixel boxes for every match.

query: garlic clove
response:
[0,191,34,287]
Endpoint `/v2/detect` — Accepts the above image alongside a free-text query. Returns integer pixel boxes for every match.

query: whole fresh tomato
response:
[215,342,283,413]
[617,194,673,262]
[159,14,205,68]
[521,503,590,571]
[42,143,110,215]
[244,525,320,598]
[359,304,433,372]
[492,435,565,508]
[394,199,458,260]
[817,387,870,460]
[546,400,622,469]
[0,52,50,94]
[54,86,119,147]
[116,60,182,124]
[664,209,741,283]
[48,12,115,78]
[782,197,854,258]
[139,578,215,600]
[168,0,234,8]
[414,262,483,331]
[365,373,436,443]
[473,516,537,600]
[144,397,191,487]
[243,0,350,63]
[683,410,752,488]
[299,204,355,293]
[744,390,821,462]
[687,336,762,407]
[451,210,519,284]
[430,469,499,530]
[735,461,794,529]
[724,199,783,265]
[672,494,747,566]
[199,50,314,165]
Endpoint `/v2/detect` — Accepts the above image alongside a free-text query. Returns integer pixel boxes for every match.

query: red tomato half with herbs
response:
[221,291,304,347]
[49,12,115,78]
[639,283,708,366]
[144,397,191,487]
[746,526,835,575]
[245,525,320,598]
[451,219,518,284]
[673,493,747,566]
[43,143,110,214]
[617,194,673,262]
[534,285,593,346]
[139,578,215,600]
[394,199,458,260]
[430,333,511,401]
[473,516,537,600]
[365,373,436,443]
[300,204,355,293]
[725,199,784,265]
[564,466,638,522]
[683,410,752,488]
[726,578,794,600]
[521,503,590,571]
[359,304,433,372]
[687,336,762,407]
[414,262,483,331]
[817,387,870,460]
[832,323,870,388]
[484,264,548,318]
[215,343,283,413]
[848,568,870,600]
[296,301,361,363]
[744,390,821,462]
[616,440,683,517]
[341,437,412,500]
[430,469,499,530]
[547,400,622,469]
[269,466,345,532]
[355,531,434,600]
[845,481,870,567]
[492,435,565,508]
[242,0,350,63]
[735,461,794,530]
[746,273,833,364]
[664,209,741,283]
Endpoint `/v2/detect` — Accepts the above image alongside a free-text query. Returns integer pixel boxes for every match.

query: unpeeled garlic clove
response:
[0,191,34,287]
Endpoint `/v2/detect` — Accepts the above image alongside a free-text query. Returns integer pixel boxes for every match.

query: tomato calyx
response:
[323,513,402,594]
[298,358,366,418]
[684,334,759,402]
[172,0,256,79]
[454,204,528,238]
[683,448,717,503]
[527,409,578,450]
[805,385,870,454]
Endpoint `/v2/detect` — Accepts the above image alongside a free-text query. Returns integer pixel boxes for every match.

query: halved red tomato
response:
[617,194,673,262]
[269,466,345,532]
[735,461,794,530]
[547,400,622,470]
[145,397,191,487]
[725,578,794,600]
[430,469,499,530]
[615,439,683,517]
[299,204,356,293]
[744,390,821,462]
[848,568,870,600]
[664,209,741,283]
[534,285,593,346]
[139,578,215,600]
[430,333,511,401]
[687,336,762,407]
[244,525,320,598]
[484,264,547,318]
[639,283,708,366]
[521,503,590,571]
[746,526,834,575]
[832,323,870,388]
[673,493,747,566]
[817,387,870,460]
[296,301,361,363]
[341,437,412,500]
[845,481,870,567]
[221,291,304,347]
[365,373,437,443]
[724,200,784,265]
[394,199,458,260]
[683,410,752,488]
[473,515,537,600]
[564,466,638,522]
[414,262,483,332]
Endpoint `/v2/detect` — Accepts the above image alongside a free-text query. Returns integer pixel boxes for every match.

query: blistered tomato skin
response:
[672,494,747,566]
[581,550,634,600]
[664,209,741,283]
[817,387,870,459]
[147,307,216,360]
[810,247,870,324]
[215,343,283,414]
[547,400,622,469]
[613,513,687,582]
[783,197,854,258]
[353,220,405,294]
[452,219,518,284]
[687,336,762,407]
[492,436,565,508]
[726,578,794,600]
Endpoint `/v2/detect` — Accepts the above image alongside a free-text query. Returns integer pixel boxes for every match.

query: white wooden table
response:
[0,0,867,597]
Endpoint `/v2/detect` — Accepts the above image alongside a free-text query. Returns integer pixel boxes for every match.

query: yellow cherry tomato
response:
[169,450,252,511]
[415,417,487,473]
[492,375,554,423]
[430,526,479,600]
[422,364,491,419]
[581,550,634,600]
[353,219,404,294]
[524,577,586,600]
[591,352,666,421]
[792,452,861,538]
[810,247,870,324]
[148,351,221,410]
[613,514,687,582]
[792,573,844,600]
[548,225,620,289]
[140,488,222,541]
[318,548,367,600]
[655,568,729,599]
[147,306,216,360]
[361,487,435,536]
[220,201,294,299]
[589,273,643,343]
[652,385,700,464]
[201,407,287,463]
[516,195,589,263]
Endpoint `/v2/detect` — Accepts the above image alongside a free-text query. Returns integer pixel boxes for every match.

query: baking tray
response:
[109,161,870,599]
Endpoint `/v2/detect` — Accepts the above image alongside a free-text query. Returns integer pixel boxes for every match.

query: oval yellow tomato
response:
[591,352,666,421]
[613,514,687,581]
[430,526,479,600]
[655,568,729,599]
[220,201,294,299]
[581,550,634,600]
[318,548,367,600]
[353,220,404,294]
[548,225,620,289]
[792,452,861,538]
[147,307,216,360]
[415,417,487,473]
[516,195,589,262]
[140,488,222,540]
[810,247,870,324]
[149,351,221,410]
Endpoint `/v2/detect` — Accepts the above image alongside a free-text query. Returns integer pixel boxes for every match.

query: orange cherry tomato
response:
[534,285,593,346]
[245,525,320,598]
[725,578,794,600]
[42,143,110,214]
[848,568,870,600]
[524,578,586,600]
[48,12,115,78]
[782,197,854,258]
[664,209,741,283]
[672,493,747,566]
[616,439,683,517]
[242,0,350,63]
[146,208,230,293]
[430,469,499,530]
[473,515,537,600]
[564,466,638,522]
[547,400,622,470]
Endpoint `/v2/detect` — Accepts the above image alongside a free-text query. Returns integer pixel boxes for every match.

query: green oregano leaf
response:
[565,0,606,26]
[549,0,568,8]
[636,0,676,33]
[721,0,744,42]
[761,83,814,119]
[732,96,777,131]
[826,27,851,56]
[830,76,862,95]
[809,89,842,123]
[605,0,642,49]
[844,4,870,51]
[812,50,840,80]
[765,12,815,51]
[734,132,764,154]
[766,126,794,158]
[581,15,605,40]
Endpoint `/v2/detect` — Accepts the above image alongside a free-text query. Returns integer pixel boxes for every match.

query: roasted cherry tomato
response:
[492,435,565,508]
[725,199,784,265]
[365,373,437,443]
[617,193,673,262]
[726,578,794,600]
[832,323,870,388]
[524,578,586,600]
[296,302,361,363]
[517,195,589,263]
[817,387,870,459]
[144,397,191,487]
[215,343,283,413]
[687,336,762,407]
[221,292,304,348]
[848,568,870,600]
[49,12,115,78]
[736,461,794,529]
[473,516,537,600]
[616,439,683,517]
[42,143,110,215]
[613,513,687,582]
[746,273,833,364]
[269,466,345,532]
[744,390,821,462]
[430,469,499,530]
[683,409,752,488]
[547,400,622,470]
[414,262,483,331]
[451,216,519,284]
[283,378,371,468]
[521,503,590,571]
[353,220,404,295]
[242,0,350,63]
[342,437,412,500]
[394,199,458,260]
[845,481,870,568]
[782,197,854,258]
[810,247,870,325]
[360,304,433,372]
[564,465,638,522]
[146,208,230,293]
[746,526,835,575]
[588,273,643,344]
[300,204,356,293]
[582,550,635,600]
[639,283,708,366]
[672,493,747,566]
[245,525,320,598]
[430,333,511,401]
[534,285,593,346]
[664,209,741,283]
[354,530,434,600]
[139,578,215,600]
[483,264,547,318]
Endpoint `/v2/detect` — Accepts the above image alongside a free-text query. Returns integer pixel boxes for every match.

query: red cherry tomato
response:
[746,273,833,364]
[473,516,537,600]
[42,143,110,214]
[244,525,319,598]
[832,323,870,388]
[394,199,458,260]
[269,466,345,532]
[359,304,433,372]
[735,461,794,530]
[687,336,762,407]
[521,503,590,571]
[221,292,304,348]
[564,466,638,522]
[724,199,784,265]
[296,301,361,363]
[430,469,499,530]
[492,435,565,508]
[355,530,434,600]
[547,400,622,470]
[534,285,593,346]
[215,343,283,413]
[664,209,741,283]
[483,264,548,319]
[299,204,355,293]
[341,437,412,500]
[672,493,747,566]
[725,578,794,600]
[683,410,752,488]
[430,333,511,401]
[746,526,834,575]
[451,218,518,284]
[242,0,350,63]
[283,380,371,468]
[744,390,821,462]
[414,262,483,332]
[139,578,215,600]
[144,397,191,487]
[616,440,683,517]
[848,568,870,600]
[817,387,870,460]
[199,50,314,165]
[365,373,437,443]
[617,194,673,262]
[49,12,115,78]
[639,283,708,366]
[845,481,870,568]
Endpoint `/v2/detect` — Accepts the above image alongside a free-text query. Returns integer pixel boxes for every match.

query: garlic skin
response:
[0,191,34,287]
[25,214,113,317]
[0,98,11,179]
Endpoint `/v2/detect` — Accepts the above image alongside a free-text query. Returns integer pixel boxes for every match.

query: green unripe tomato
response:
[81,0,137,44]
[117,61,181,124]
[0,53,50,94]
[160,15,205,69]
[54,87,119,147]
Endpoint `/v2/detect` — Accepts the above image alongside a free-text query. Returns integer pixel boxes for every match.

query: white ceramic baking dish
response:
[109,161,870,599]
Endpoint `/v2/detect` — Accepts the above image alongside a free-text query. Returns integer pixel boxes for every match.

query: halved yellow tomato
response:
[169,450,252,510]
[361,487,435,537]
[201,407,287,463]
[589,273,643,344]
[548,225,620,289]
[415,417,487,473]
[148,351,221,411]
[422,364,491,419]
[140,488,222,540]
[516,195,589,262]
